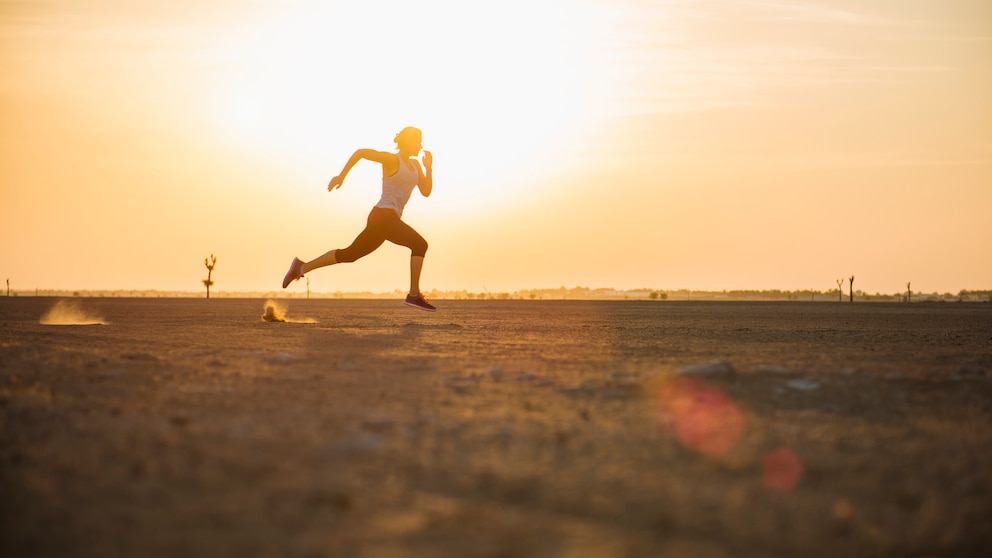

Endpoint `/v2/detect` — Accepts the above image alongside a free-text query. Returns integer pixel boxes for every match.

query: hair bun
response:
[393,127,422,147]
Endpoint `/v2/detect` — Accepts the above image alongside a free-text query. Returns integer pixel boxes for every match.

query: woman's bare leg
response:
[409,256,425,295]
[404,255,435,311]
[303,250,337,274]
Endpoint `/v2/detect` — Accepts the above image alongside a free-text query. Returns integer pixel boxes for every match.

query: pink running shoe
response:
[282,257,304,289]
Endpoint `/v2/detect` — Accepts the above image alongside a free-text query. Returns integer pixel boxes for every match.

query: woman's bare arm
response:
[327,149,397,191]
[417,150,433,197]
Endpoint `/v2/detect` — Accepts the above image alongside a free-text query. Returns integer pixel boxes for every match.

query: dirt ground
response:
[1,298,990,557]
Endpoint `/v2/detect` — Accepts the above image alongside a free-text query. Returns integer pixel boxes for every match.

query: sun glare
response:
[214,0,607,209]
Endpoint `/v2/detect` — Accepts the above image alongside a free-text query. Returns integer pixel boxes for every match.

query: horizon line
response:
[3,286,989,301]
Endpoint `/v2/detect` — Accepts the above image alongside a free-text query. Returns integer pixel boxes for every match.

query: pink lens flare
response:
[762,447,804,491]
[657,376,746,457]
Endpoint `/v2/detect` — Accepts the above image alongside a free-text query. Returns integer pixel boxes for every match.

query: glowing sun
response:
[215,0,607,207]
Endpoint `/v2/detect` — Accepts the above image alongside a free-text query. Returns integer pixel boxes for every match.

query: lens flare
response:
[762,447,804,491]
[657,376,745,457]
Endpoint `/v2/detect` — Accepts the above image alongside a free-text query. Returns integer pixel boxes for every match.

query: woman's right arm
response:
[328,149,393,191]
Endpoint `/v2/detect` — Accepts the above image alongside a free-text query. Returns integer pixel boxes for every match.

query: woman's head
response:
[394,126,422,154]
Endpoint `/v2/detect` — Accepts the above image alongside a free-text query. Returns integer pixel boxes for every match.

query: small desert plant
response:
[203,254,217,299]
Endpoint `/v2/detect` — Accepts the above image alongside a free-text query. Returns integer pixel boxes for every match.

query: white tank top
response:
[374,155,418,217]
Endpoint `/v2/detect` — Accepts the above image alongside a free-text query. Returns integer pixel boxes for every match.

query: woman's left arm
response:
[417,151,433,197]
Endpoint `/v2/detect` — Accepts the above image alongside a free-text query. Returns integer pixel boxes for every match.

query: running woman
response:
[282,127,436,311]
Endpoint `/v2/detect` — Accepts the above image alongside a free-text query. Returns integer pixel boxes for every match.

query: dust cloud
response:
[261,300,315,324]
[39,300,107,325]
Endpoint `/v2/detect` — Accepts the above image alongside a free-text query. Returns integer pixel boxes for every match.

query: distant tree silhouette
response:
[849,275,855,302]
[306,276,311,300]
[836,278,843,302]
[906,282,912,303]
[5,278,8,297]
[203,254,217,299]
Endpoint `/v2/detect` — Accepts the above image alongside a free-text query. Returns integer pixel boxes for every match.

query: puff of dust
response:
[40,300,107,326]
[262,300,315,324]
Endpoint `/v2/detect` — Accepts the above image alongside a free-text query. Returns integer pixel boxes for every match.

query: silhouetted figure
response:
[203,254,217,299]
[282,127,436,311]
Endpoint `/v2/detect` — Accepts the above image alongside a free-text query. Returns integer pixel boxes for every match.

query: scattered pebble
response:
[754,364,788,375]
[269,352,295,363]
[345,432,382,452]
[602,389,628,400]
[494,427,513,443]
[785,379,820,391]
[676,361,736,379]
[362,412,394,433]
[832,499,854,520]
[443,376,476,394]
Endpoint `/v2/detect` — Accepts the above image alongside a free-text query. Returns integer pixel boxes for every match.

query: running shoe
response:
[282,257,304,289]
[404,293,436,312]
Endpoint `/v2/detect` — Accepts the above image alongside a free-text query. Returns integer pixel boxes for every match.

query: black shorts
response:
[336,207,428,262]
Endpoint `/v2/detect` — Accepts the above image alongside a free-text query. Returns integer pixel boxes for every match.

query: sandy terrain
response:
[1,297,990,557]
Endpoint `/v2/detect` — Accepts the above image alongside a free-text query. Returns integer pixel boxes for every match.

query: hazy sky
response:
[2,0,990,295]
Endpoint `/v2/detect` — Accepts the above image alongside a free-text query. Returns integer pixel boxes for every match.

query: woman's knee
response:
[412,238,428,258]
[335,243,375,263]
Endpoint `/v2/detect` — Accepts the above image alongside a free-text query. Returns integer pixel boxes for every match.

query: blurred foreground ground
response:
[1,298,990,557]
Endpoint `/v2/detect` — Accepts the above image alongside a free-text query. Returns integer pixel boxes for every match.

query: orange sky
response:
[2,0,990,295]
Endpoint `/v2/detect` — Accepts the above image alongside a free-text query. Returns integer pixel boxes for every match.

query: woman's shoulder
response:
[357,149,396,163]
